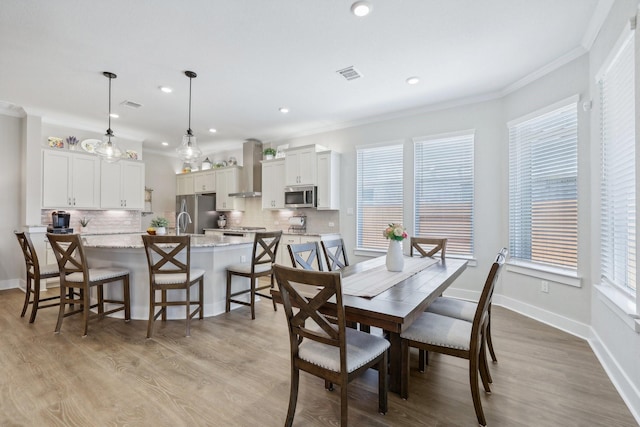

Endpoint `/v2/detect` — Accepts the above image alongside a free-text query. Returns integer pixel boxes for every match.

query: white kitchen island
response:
[80,233,255,320]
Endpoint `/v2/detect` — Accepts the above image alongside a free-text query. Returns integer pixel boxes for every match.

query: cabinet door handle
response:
[73,198,76,206]
[68,197,71,206]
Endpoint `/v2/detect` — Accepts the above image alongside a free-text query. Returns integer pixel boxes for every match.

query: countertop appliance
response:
[284,185,316,208]
[176,193,219,234]
[47,211,73,234]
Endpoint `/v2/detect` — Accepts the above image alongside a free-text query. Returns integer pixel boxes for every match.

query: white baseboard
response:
[0,279,20,291]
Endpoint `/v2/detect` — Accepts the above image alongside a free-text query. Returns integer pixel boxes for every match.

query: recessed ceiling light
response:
[351,1,372,17]
[109,113,119,118]
[209,128,217,133]
[159,86,172,93]
[406,76,420,85]
[279,107,289,114]
[161,141,169,146]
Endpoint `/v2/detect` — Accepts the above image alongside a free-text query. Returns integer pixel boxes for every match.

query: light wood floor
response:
[1,288,637,427]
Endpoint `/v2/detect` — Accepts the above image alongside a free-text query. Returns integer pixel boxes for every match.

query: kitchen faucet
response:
[176,211,192,236]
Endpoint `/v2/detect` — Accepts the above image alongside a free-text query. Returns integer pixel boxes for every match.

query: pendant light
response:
[176,70,202,161]
[95,71,122,163]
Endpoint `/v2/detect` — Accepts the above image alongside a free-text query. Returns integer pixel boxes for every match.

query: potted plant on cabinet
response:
[263,147,277,160]
[150,217,169,235]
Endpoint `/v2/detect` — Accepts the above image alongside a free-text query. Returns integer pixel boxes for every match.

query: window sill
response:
[594,284,640,332]
[506,260,581,287]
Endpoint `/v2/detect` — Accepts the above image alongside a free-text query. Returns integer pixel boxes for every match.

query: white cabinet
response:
[194,170,216,193]
[285,146,317,186]
[176,174,194,195]
[42,150,100,209]
[316,151,340,210]
[100,161,145,209]
[216,167,244,211]
[261,159,285,209]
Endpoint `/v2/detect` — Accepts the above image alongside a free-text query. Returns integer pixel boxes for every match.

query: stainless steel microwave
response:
[284,185,317,208]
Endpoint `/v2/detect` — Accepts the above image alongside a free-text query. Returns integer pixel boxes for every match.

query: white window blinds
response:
[414,133,474,256]
[508,101,578,269]
[600,32,636,292]
[356,143,404,250]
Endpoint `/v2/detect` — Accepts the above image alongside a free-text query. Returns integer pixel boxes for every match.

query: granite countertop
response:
[203,228,340,238]
[80,233,253,249]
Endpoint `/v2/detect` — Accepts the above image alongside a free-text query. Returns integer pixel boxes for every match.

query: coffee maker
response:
[47,211,73,234]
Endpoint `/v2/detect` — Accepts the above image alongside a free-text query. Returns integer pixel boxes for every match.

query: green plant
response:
[263,147,277,157]
[79,217,91,227]
[150,217,169,228]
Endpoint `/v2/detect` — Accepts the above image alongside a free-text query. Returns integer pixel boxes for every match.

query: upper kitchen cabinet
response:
[176,173,194,195]
[100,160,145,209]
[261,159,285,210]
[284,145,322,186]
[316,151,340,210]
[216,166,244,211]
[42,150,100,209]
[193,170,216,193]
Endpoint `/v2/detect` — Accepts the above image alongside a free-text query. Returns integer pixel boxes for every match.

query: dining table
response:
[272,255,468,394]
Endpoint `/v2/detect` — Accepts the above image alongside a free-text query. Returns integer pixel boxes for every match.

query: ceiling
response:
[0,0,607,155]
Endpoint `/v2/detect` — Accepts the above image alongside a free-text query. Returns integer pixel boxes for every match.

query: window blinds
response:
[508,102,578,269]
[414,134,474,256]
[356,144,404,250]
[600,32,636,291]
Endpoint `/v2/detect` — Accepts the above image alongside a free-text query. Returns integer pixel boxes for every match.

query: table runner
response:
[342,256,439,298]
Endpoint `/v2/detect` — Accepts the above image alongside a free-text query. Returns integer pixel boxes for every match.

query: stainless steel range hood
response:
[229,139,263,198]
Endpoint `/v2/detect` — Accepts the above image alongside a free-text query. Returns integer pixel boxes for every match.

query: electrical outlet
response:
[240,255,246,263]
[328,222,335,227]
[541,280,549,293]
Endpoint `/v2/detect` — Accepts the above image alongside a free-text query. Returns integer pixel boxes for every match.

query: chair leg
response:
[270,273,277,312]
[147,287,156,338]
[378,351,388,414]
[469,350,487,426]
[82,285,91,337]
[225,271,232,313]
[400,339,410,399]
[418,349,428,373]
[29,278,40,323]
[54,285,67,334]
[199,278,204,320]
[97,285,104,315]
[285,367,299,427]
[123,276,131,321]
[161,290,168,321]
[324,380,333,391]
[479,333,492,393]
[185,283,191,337]
[340,380,348,426]
[250,277,256,320]
[486,313,497,363]
[20,277,32,319]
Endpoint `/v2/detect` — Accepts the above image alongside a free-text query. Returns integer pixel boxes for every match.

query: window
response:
[414,133,474,256]
[356,143,403,251]
[508,100,578,270]
[599,31,636,292]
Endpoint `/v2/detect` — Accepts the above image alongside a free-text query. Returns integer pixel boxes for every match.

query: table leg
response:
[386,330,402,393]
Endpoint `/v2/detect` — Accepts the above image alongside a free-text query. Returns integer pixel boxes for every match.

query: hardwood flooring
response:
[0,288,636,426]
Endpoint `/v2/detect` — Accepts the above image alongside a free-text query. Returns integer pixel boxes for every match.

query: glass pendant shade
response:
[96,71,121,162]
[176,70,202,162]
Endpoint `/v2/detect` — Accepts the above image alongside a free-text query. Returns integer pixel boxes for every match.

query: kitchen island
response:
[80,233,255,320]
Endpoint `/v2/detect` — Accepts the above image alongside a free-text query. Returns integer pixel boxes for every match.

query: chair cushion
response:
[401,312,472,351]
[227,262,272,274]
[39,263,60,277]
[427,297,476,322]
[65,268,129,283]
[298,328,390,373]
[153,268,205,285]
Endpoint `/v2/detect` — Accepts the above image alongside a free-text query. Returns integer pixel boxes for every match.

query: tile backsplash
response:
[41,209,141,233]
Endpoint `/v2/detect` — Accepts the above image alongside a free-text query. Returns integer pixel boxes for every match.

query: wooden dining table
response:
[272,255,468,393]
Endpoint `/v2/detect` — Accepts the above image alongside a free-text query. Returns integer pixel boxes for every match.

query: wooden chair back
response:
[321,238,349,271]
[15,231,41,277]
[410,237,447,260]
[470,248,507,344]
[251,231,282,273]
[47,233,89,282]
[288,241,324,271]
[141,235,191,283]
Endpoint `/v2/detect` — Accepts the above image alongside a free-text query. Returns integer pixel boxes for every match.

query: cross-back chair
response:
[409,237,447,260]
[141,235,204,338]
[273,264,390,426]
[400,248,507,426]
[47,233,130,336]
[288,241,324,271]
[321,238,349,271]
[226,230,282,319]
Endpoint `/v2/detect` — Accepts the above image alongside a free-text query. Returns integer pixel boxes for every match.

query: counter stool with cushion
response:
[142,235,204,338]
[274,264,389,426]
[15,231,62,323]
[321,238,349,271]
[47,233,131,337]
[288,241,324,271]
[400,249,507,426]
[226,231,282,320]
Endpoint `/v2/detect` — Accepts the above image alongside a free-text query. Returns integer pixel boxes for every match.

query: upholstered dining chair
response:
[273,264,390,427]
[409,237,447,261]
[288,241,324,271]
[226,230,282,319]
[321,238,349,271]
[47,233,130,337]
[141,235,204,338]
[425,247,508,364]
[400,248,507,426]
[15,231,62,323]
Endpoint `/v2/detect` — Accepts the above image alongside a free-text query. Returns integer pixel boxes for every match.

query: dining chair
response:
[47,233,131,337]
[425,247,508,364]
[409,237,447,261]
[15,231,62,323]
[288,241,324,271]
[226,230,282,319]
[141,235,204,338]
[400,248,507,426]
[273,264,390,427]
[321,238,349,271]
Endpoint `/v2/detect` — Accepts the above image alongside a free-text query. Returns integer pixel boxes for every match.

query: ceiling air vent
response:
[120,100,143,109]
[336,66,362,81]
